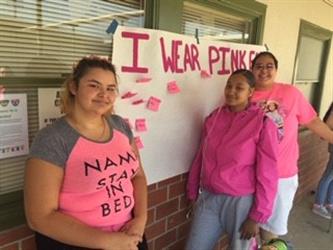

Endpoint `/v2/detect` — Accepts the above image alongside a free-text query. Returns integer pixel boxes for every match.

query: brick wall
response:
[0,130,329,250]
[295,129,329,203]
[0,226,35,250]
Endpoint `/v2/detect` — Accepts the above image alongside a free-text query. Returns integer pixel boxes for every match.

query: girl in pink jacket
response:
[186,69,279,250]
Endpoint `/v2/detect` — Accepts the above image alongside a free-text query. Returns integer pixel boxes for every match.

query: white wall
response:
[257,0,333,115]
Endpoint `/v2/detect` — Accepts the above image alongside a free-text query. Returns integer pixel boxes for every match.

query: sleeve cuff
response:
[248,211,269,224]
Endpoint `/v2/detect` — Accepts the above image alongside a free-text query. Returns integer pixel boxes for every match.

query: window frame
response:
[0,0,145,231]
[147,0,266,44]
[0,77,62,231]
[292,20,332,112]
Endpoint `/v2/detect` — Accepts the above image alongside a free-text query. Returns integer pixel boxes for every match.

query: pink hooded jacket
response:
[187,103,279,223]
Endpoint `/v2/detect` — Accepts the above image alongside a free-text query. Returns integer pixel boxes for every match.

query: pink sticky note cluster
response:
[147,96,161,112]
[167,80,181,94]
[135,118,147,132]
[201,70,211,79]
[134,136,144,149]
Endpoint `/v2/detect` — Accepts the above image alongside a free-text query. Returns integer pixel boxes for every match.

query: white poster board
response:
[38,88,62,129]
[0,94,29,159]
[114,27,265,184]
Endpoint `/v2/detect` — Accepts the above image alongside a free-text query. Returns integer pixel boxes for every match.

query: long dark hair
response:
[251,51,279,69]
[230,69,256,88]
[323,102,333,122]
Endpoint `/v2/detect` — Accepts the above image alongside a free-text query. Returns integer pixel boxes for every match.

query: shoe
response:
[312,204,332,219]
[326,204,333,213]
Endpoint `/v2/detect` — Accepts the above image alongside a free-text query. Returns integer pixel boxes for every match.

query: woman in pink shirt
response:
[251,51,333,243]
[25,56,148,250]
[186,69,279,250]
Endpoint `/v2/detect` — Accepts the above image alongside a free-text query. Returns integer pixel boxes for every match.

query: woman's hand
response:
[240,218,259,240]
[104,232,140,250]
[121,217,146,241]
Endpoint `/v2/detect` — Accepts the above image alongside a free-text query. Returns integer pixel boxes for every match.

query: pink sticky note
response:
[201,70,211,79]
[134,136,144,149]
[123,118,133,129]
[136,77,152,83]
[135,119,147,132]
[132,99,145,105]
[147,96,161,112]
[167,80,181,94]
[121,91,137,99]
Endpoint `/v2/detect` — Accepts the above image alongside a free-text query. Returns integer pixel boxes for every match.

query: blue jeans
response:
[315,153,333,205]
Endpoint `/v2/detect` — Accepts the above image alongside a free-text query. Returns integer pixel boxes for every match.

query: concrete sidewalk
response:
[281,192,333,250]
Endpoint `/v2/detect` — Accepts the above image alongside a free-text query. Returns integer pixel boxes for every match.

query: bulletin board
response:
[112,26,265,184]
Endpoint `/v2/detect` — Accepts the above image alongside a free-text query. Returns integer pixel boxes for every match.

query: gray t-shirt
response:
[29,114,133,168]
[28,114,139,229]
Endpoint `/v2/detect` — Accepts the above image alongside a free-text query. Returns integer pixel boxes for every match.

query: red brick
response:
[156,199,179,220]
[148,183,157,191]
[0,226,34,245]
[295,130,329,204]
[178,221,191,239]
[181,173,188,181]
[179,194,188,210]
[167,209,187,230]
[158,176,181,188]
[168,180,186,199]
[0,243,19,250]
[155,229,177,250]
[146,208,155,226]
[167,238,186,250]
[21,236,36,250]
[145,219,166,239]
[148,187,167,207]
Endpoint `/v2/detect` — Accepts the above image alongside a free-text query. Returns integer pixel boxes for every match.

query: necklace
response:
[97,117,107,140]
[68,116,107,141]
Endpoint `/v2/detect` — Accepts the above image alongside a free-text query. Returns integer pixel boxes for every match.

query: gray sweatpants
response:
[185,190,254,250]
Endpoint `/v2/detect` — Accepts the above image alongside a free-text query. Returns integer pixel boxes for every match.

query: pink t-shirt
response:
[252,83,317,177]
[60,129,139,231]
[29,115,139,232]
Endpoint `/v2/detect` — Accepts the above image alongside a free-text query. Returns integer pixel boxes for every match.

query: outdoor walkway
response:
[282,192,333,250]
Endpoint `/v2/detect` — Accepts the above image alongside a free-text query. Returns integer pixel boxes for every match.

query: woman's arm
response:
[241,118,279,239]
[249,118,279,220]
[121,142,148,239]
[24,158,140,250]
[305,117,333,143]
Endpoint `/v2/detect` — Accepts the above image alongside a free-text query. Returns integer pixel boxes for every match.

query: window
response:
[181,0,266,44]
[0,0,144,231]
[293,20,332,112]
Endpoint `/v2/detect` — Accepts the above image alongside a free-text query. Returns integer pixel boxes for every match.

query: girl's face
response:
[252,55,277,89]
[71,67,118,116]
[224,74,253,112]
